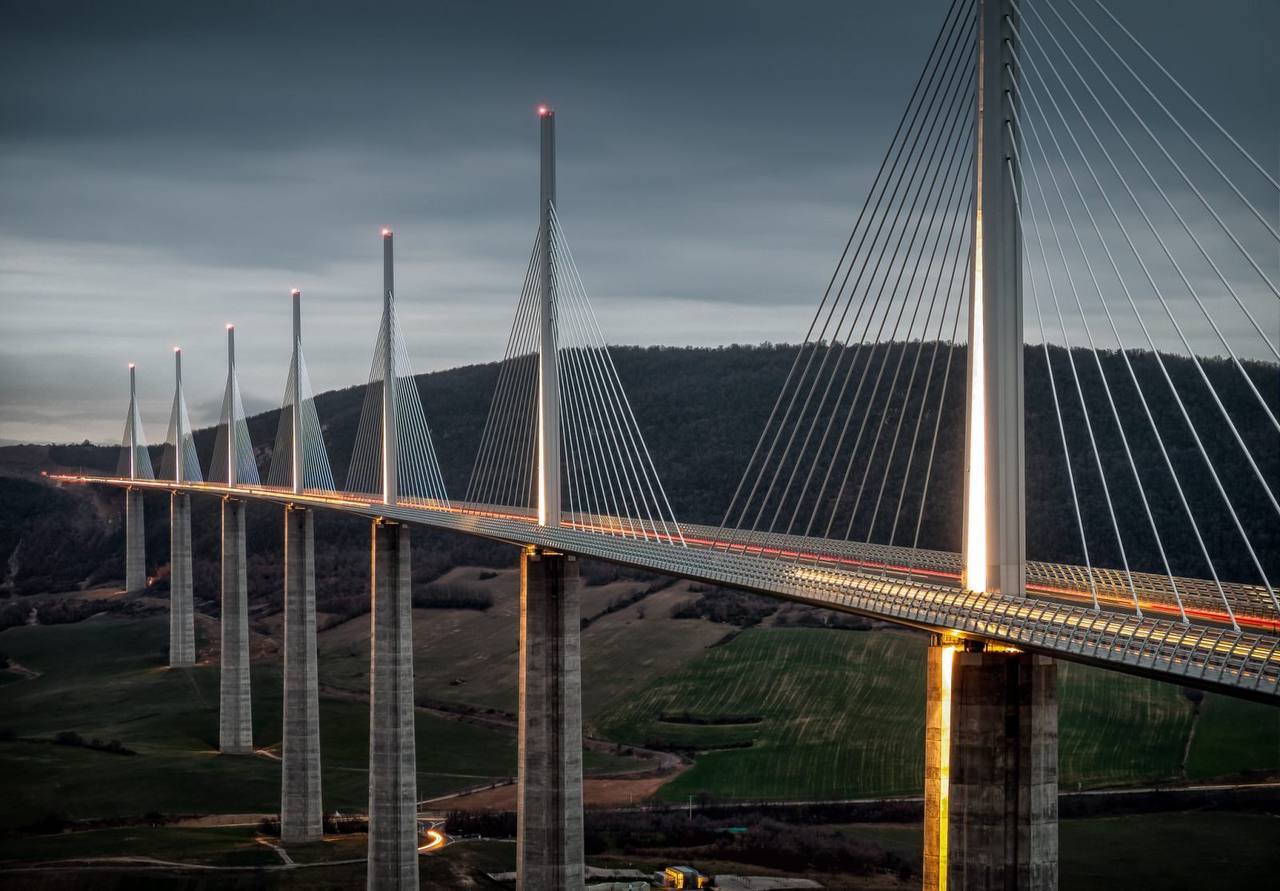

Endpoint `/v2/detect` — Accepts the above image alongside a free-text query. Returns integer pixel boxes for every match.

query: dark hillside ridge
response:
[2,343,1275,610]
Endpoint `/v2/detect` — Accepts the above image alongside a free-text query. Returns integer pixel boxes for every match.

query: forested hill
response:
[2,343,1276,605]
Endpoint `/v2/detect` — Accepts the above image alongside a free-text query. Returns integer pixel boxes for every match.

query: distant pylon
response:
[161,347,202,484]
[117,363,154,480]
[210,324,260,486]
[343,231,450,506]
[266,289,335,492]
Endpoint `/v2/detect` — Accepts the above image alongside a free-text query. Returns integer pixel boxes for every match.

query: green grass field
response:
[594,627,1280,802]
[835,812,1280,890]
[0,614,636,829]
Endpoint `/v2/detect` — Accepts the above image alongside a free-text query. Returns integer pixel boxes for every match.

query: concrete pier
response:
[923,637,955,891]
[281,505,322,843]
[516,547,584,891]
[219,497,253,754]
[168,492,195,666]
[946,648,1058,891]
[125,488,146,592]
[367,520,418,890]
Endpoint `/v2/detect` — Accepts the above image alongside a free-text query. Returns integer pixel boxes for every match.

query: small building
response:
[663,866,708,889]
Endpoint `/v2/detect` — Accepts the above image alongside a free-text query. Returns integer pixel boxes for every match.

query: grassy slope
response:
[595,627,1280,802]
[838,812,1280,891]
[0,614,632,829]
[319,570,728,721]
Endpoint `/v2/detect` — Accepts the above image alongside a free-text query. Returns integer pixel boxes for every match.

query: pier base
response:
[926,645,1058,891]
[281,505,322,844]
[219,497,253,754]
[516,547,584,891]
[168,492,195,666]
[367,519,419,890]
[125,488,146,593]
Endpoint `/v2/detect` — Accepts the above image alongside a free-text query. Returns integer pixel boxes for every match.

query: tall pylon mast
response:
[962,0,1024,596]
[226,325,238,487]
[291,289,304,496]
[128,363,140,480]
[537,106,561,528]
[382,229,398,507]
[173,348,185,485]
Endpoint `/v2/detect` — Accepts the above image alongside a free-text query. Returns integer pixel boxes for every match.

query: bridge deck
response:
[54,474,1280,703]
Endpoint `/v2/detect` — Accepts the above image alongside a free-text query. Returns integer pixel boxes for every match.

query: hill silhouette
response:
[1,343,1275,616]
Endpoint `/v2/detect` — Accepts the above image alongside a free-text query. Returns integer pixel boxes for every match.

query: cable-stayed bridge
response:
[50,1,1278,889]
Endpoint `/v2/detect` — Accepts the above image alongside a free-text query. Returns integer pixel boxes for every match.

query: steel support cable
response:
[888,226,970,551]
[904,252,970,580]
[231,381,259,485]
[721,2,978,547]
[511,262,546,507]
[776,34,981,548]
[550,230,652,539]
[811,105,977,544]
[743,14,979,543]
[1009,131,1142,616]
[346,312,389,495]
[470,240,540,505]
[1083,0,1280,216]
[551,206,684,545]
[1013,89,1243,631]
[298,354,333,490]
[561,332,601,533]
[266,359,295,487]
[1020,3,1280,376]
[551,219,651,538]
[558,327,591,532]
[1075,0,1274,245]
[837,133,978,543]
[556,215,686,545]
[743,34,979,544]
[391,310,449,502]
[558,285,630,537]
[865,177,975,545]
[548,237,636,537]
[1011,108,1184,621]
[1010,17,1280,521]
[562,315,640,538]
[718,0,975,543]
[472,238,538,505]
[499,251,544,507]
[555,320,594,530]
[1009,154,1111,614]
[1011,40,1265,621]
[784,113,978,541]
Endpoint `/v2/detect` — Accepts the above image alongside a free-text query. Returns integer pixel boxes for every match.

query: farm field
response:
[318,568,728,719]
[836,812,1280,890]
[594,626,1280,802]
[0,614,640,829]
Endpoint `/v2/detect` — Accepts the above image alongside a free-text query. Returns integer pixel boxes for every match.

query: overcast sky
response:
[1,0,1276,444]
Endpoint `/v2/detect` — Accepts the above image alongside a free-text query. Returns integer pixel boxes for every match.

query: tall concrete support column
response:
[923,637,956,891]
[517,547,583,891]
[947,648,1057,891]
[962,0,1023,597]
[281,505,322,843]
[367,519,418,889]
[219,497,253,754]
[168,492,195,666]
[125,488,146,592]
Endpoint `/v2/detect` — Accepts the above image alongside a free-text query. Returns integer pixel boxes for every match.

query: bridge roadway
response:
[54,473,1280,703]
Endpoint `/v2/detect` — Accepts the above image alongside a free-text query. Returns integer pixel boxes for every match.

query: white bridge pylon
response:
[266,289,335,493]
[343,230,450,508]
[466,107,685,546]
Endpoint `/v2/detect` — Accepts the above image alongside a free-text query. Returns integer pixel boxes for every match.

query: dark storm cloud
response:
[0,0,1275,443]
